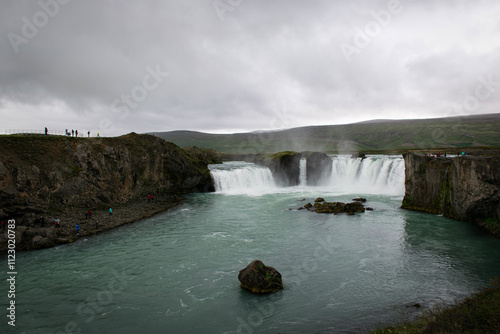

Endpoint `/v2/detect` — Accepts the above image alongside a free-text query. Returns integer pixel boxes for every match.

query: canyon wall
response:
[402,153,500,235]
[0,133,217,225]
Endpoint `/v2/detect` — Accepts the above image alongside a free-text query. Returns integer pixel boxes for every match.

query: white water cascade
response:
[209,161,276,195]
[299,157,307,186]
[328,155,405,195]
[209,156,405,196]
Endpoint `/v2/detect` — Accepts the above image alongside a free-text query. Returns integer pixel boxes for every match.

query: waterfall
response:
[299,157,307,186]
[328,155,405,195]
[209,162,276,195]
[209,156,405,196]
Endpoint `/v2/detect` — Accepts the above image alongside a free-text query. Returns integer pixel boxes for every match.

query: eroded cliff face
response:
[0,133,215,224]
[402,153,500,235]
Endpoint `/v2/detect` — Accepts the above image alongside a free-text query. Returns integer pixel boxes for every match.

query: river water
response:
[4,156,500,333]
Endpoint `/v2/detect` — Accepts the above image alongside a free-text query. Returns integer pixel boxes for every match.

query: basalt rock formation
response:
[401,153,500,236]
[305,152,332,186]
[238,260,283,294]
[0,133,217,250]
[256,151,302,186]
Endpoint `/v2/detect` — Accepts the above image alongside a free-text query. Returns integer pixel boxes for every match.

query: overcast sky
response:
[1,0,499,136]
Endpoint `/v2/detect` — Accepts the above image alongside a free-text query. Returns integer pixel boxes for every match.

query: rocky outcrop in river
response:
[238,260,283,294]
[402,153,500,236]
[299,197,372,215]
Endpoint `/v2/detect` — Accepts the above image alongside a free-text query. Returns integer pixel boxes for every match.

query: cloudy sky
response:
[1,0,499,136]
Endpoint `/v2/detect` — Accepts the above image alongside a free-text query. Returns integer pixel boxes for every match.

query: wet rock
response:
[314,197,325,203]
[351,153,366,159]
[345,201,365,213]
[31,236,55,249]
[352,197,367,203]
[238,260,283,294]
[303,198,366,215]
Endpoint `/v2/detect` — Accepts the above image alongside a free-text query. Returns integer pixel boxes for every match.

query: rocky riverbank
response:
[0,133,221,252]
[0,194,182,251]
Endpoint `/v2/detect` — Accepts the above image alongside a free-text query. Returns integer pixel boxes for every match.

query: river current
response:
[4,156,500,333]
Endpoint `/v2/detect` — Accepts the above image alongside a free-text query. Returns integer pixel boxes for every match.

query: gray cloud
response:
[1,0,499,136]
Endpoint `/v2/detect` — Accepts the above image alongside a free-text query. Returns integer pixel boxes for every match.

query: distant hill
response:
[150,113,500,154]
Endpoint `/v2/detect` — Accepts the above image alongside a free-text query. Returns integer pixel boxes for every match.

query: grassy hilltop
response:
[151,113,500,154]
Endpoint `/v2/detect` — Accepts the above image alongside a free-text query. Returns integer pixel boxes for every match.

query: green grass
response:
[151,114,500,153]
[372,280,500,333]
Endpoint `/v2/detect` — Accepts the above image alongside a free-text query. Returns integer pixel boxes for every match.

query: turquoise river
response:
[3,156,500,333]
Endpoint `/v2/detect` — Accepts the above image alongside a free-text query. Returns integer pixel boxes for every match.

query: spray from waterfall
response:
[299,157,307,187]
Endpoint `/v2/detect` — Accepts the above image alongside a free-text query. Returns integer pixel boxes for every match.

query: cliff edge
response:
[402,153,500,236]
[0,133,218,250]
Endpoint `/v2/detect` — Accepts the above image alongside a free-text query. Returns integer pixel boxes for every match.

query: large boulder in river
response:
[238,260,283,294]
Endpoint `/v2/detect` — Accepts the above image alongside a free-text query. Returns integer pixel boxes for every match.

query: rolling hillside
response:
[150,113,500,154]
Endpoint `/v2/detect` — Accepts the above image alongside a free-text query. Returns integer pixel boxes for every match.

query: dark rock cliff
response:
[257,151,302,186]
[0,133,216,224]
[402,153,500,235]
[304,152,332,186]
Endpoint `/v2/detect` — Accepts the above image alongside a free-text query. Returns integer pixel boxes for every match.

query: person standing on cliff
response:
[76,224,80,234]
[72,129,74,137]
[45,127,48,135]
[88,210,92,219]
[88,131,90,138]
[109,208,113,216]
[95,220,99,230]
[75,130,78,137]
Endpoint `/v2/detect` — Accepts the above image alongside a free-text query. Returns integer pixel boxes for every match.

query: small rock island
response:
[299,197,373,215]
[238,260,283,294]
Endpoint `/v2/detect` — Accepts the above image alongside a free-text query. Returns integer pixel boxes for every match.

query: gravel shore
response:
[0,194,183,252]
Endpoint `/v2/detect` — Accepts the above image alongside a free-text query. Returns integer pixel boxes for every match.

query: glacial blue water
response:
[3,157,500,334]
